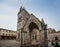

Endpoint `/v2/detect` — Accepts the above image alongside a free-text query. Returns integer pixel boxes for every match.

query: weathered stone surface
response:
[17,7,47,47]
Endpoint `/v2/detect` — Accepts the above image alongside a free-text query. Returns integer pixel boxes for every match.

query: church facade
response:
[17,7,47,47]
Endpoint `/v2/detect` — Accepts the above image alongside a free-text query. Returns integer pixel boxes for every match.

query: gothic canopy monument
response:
[17,7,47,47]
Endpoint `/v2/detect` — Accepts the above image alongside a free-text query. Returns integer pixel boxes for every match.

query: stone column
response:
[43,24,48,47]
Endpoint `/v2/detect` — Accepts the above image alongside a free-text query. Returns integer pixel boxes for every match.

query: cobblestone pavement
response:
[0,40,20,47]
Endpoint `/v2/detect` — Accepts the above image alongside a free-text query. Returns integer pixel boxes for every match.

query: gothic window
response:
[35,34,36,40]
[26,17,28,20]
[18,33,20,39]
[6,34,7,36]
[32,34,36,40]
[33,34,34,40]
[18,16,22,23]
[3,33,4,36]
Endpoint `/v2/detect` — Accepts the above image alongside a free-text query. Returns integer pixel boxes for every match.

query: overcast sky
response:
[0,0,60,31]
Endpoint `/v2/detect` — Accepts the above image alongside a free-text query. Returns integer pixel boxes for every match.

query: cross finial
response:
[41,18,45,24]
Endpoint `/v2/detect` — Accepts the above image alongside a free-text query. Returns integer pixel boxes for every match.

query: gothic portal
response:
[17,7,47,47]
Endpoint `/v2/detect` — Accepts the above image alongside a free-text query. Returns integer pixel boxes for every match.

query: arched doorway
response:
[31,28,40,44]
[28,22,40,47]
[29,22,39,32]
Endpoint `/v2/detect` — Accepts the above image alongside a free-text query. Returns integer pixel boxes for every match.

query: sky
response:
[0,0,60,31]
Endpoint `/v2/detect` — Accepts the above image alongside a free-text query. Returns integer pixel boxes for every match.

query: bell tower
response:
[17,7,30,41]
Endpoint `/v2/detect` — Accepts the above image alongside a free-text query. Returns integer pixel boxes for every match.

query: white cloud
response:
[0,1,18,30]
[0,14,17,31]
[0,0,59,31]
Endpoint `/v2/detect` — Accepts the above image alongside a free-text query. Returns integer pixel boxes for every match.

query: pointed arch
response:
[28,22,39,32]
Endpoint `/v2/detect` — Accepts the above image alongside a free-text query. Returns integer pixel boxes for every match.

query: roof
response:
[18,6,30,16]
[0,28,16,32]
